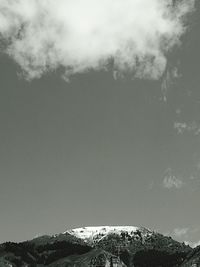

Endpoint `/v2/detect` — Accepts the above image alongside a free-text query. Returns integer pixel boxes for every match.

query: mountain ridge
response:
[65,226,148,244]
[0,225,198,267]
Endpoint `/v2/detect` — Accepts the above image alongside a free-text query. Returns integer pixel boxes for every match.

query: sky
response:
[0,0,200,246]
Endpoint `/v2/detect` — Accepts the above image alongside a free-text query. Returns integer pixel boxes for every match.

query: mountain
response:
[180,245,200,267]
[66,226,139,244]
[0,225,198,267]
[66,226,192,266]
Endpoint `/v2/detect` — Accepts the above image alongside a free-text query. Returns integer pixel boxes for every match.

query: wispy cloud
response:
[169,227,200,248]
[169,227,200,247]
[161,66,180,102]
[173,228,189,237]
[0,0,195,80]
[163,176,184,189]
[174,121,200,135]
[162,168,184,189]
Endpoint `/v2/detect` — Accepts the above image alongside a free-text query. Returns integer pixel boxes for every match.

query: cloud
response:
[160,66,181,102]
[170,228,200,248]
[162,168,184,189]
[0,0,195,80]
[192,240,200,248]
[163,175,184,189]
[173,228,189,237]
[184,240,200,248]
[174,121,200,135]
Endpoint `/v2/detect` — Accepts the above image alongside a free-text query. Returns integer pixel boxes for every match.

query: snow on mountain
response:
[65,226,150,243]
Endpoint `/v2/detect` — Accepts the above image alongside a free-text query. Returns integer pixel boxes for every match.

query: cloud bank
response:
[0,0,195,80]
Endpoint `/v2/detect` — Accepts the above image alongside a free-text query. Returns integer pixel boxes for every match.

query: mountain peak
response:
[65,225,151,243]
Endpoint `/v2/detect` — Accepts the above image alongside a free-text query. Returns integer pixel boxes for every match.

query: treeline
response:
[133,249,187,267]
[1,240,92,266]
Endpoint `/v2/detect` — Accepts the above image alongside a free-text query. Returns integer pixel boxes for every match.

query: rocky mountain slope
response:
[0,226,198,267]
[180,245,200,267]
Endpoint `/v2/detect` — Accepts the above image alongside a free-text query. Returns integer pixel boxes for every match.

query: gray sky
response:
[0,0,200,246]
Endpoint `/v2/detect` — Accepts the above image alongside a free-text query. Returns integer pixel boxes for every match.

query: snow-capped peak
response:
[64,226,145,243]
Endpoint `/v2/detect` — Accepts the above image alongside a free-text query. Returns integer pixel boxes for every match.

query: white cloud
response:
[173,228,189,237]
[192,240,200,248]
[162,168,184,189]
[163,175,184,189]
[172,227,200,247]
[184,240,200,248]
[174,121,200,135]
[174,122,188,134]
[0,0,195,80]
